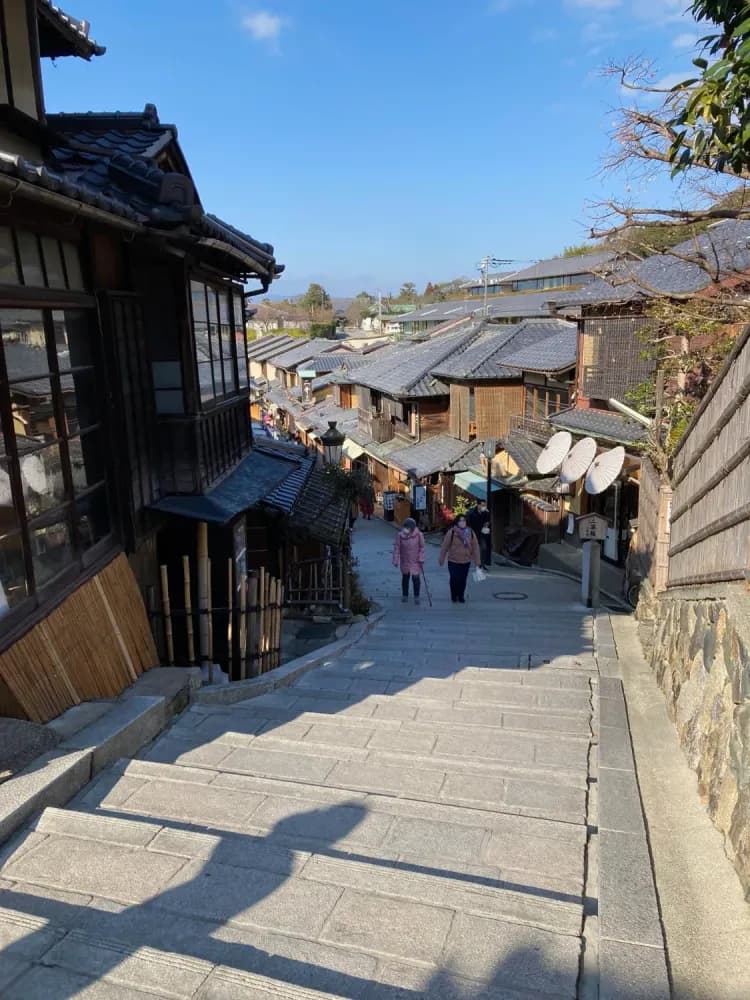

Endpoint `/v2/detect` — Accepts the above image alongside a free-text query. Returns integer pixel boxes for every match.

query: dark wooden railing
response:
[158,396,251,494]
[358,409,394,444]
[286,554,349,609]
[508,414,553,442]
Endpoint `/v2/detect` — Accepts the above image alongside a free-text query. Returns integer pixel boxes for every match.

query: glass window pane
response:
[208,290,220,329]
[62,242,85,290]
[232,290,244,331]
[75,486,110,551]
[218,290,231,326]
[16,231,44,287]
[11,378,58,447]
[220,325,233,358]
[69,431,104,493]
[223,358,237,393]
[54,310,93,370]
[41,237,65,289]
[1,308,48,380]
[31,520,72,588]
[20,443,66,517]
[198,362,215,402]
[0,227,19,284]
[190,281,207,323]
[0,532,28,614]
[62,370,98,435]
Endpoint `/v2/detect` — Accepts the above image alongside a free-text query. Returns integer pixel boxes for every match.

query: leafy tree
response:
[667,2,750,177]
[561,242,600,257]
[345,291,374,329]
[309,321,338,339]
[398,282,418,303]
[299,283,332,318]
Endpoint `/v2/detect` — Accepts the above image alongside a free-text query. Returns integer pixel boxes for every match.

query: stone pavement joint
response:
[0,517,670,998]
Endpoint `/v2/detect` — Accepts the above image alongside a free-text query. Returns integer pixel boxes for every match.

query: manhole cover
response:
[493,592,528,600]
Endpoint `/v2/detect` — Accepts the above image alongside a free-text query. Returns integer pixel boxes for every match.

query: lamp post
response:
[482,438,496,567]
[321,420,345,466]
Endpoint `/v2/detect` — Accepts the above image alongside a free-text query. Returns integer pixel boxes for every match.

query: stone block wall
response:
[639,582,750,896]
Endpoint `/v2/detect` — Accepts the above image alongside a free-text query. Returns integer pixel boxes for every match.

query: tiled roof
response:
[388,434,477,478]
[485,291,560,320]
[3,106,281,281]
[448,441,484,471]
[48,107,175,161]
[271,340,341,370]
[552,220,750,307]
[502,433,543,475]
[432,319,575,379]
[549,407,648,445]
[38,0,105,58]
[354,324,480,397]
[302,354,372,373]
[507,250,614,283]
[247,335,298,362]
[525,475,562,494]
[288,464,350,546]
[499,326,577,373]
[261,449,316,514]
[150,449,299,525]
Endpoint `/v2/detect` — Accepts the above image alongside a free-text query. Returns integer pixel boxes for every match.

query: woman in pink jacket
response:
[438,515,480,603]
[392,517,425,604]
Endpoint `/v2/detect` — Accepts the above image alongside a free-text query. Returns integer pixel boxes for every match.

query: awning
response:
[150,449,300,526]
[454,471,504,500]
[343,439,365,460]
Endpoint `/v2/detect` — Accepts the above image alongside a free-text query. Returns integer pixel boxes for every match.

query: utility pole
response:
[480,255,491,319]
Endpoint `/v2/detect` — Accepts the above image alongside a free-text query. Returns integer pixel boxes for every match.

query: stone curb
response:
[192,609,388,707]
[596,614,670,999]
[0,668,199,847]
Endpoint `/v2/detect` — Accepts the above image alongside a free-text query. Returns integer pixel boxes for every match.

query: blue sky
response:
[43,1,701,296]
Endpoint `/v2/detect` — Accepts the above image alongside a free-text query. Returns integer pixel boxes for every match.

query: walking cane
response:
[420,566,433,607]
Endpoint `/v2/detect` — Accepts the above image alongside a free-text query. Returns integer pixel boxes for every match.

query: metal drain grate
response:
[493,592,528,600]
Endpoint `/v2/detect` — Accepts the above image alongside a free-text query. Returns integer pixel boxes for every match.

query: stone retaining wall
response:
[638,582,750,896]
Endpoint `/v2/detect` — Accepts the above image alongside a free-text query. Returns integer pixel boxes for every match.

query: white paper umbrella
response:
[585,446,625,495]
[559,436,597,485]
[21,453,47,494]
[536,431,572,475]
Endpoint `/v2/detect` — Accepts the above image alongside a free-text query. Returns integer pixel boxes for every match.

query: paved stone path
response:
[0,519,605,998]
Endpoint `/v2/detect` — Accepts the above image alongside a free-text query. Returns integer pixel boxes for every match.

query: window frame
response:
[189,275,247,410]
[0,297,115,633]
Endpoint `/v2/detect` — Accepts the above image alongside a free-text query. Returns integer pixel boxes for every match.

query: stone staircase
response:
[0,608,597,999]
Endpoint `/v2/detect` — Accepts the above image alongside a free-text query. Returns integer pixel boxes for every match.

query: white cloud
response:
[242,11,286,44]
[673,32,699,49]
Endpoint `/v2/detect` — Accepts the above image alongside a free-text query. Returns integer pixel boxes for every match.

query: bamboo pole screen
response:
[0,554,158,723]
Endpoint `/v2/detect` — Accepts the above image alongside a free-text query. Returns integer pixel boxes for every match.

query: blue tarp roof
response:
[150,449,300,525]
[454,471,504,500]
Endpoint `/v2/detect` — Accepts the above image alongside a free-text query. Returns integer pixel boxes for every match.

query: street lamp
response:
[321,420,345,466]
[482,438,496,566]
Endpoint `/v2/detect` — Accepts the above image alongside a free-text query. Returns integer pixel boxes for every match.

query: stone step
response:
[191,688,592,740]
[166,710,591,781]
[10,805,583,940]
[292,672,593,715]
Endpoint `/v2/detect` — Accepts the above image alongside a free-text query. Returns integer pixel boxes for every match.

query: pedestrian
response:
[359,483,375,519]
[392,517,425,604]
[467,500,492,569]
[438,515,480,604]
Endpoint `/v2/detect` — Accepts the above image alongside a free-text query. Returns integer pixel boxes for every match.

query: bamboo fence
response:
[0,554,158,723]
[668,323,750,588]
[155,557,284,680]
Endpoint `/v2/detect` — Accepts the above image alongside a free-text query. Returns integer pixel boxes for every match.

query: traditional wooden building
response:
[0,1,287,719]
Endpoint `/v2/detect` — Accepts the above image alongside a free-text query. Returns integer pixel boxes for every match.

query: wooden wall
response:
[419,399,449,438]
[450,385,470,441]
[668,324,750,587]
[0,554,158,723]
[476,383,523,439]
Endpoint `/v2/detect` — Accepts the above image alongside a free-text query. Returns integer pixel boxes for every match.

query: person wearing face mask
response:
[392,517,425,604]
[438,515,481,603]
